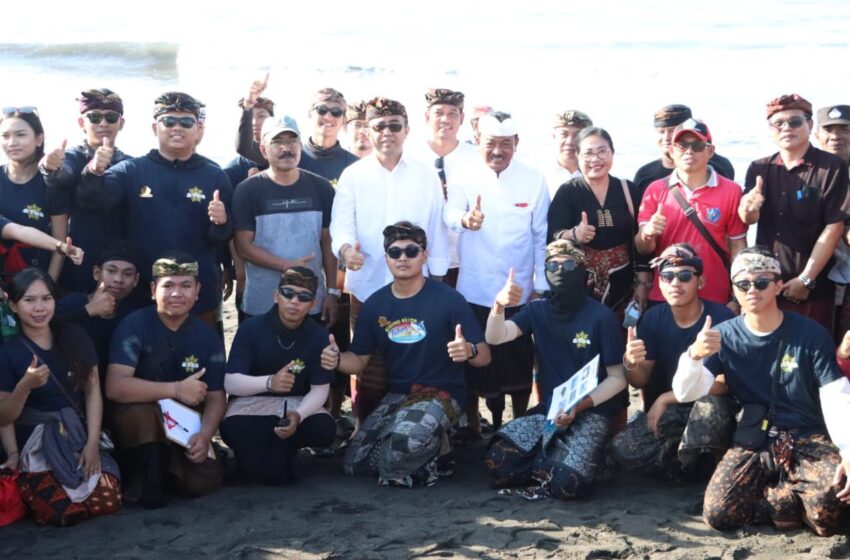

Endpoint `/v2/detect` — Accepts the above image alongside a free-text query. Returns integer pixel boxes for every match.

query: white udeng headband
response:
[477,115,518,137]
[730,253,781,279]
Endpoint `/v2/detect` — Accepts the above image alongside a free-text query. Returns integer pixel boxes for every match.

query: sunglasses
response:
[85,111,121,125]
[769,116,807,130]
[673,141,709,153]
[2,106,38,117]
[278,286,316,302]
[659,270,696,283]
[386,245,422,259]
[158,116,197,129]
[314,105,345,118]
[732,277,776,292]
[544,260,579,273]
[371,122,405,133]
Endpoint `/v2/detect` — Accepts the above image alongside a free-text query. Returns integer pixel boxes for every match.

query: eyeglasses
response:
[580,147,611,161]
[270,137,300,148]
[313,105,345,118]
[158,116,197,129]
[544,260,579,273]
[732,277,776,292]
[371,122,404,133]
[769,116,806,130]
[659,270,696,283]
[672,141,709,153]
[278,286,316,302]
[386,245,422,259]
[2,106,38,117]
[85,111,121,125]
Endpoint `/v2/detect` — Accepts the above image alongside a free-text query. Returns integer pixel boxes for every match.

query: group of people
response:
[0,79,848,538]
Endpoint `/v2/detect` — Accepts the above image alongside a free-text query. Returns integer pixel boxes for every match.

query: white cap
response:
[477,114,518,137]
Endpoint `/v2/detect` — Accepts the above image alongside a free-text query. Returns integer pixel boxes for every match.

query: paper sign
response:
[546,354,600,421]
[158,398,215,459]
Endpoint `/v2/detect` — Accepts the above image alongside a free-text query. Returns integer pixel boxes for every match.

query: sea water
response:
[0,0,848,179]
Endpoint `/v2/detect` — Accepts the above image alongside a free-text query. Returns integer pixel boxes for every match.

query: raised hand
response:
[643,205,667,239]
[344,242,365,272]
[268,362,296,393]
[86,282,116,318]
[447,324,471,363]
[623,326,646,369]
[742,176,765,213]
[177,369,208,406]
[462,195,485,230]
[321,334,341,370]
[245,72,270,109]
[62,236,84,265]
[19,355,49,392]
[575,211,596,244]
[495,267,524,309]
[208,189,227,225]
[688,316,721,360]
[41,139,67,172]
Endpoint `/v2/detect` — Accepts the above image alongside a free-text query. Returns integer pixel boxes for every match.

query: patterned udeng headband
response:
[152,258,199,278]
[545,239,586,265]
[730,254,781,279]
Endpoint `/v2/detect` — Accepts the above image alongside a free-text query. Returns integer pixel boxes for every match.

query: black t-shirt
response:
[109,307,225,391]
[638,300,734,410]
[349,279,484,407]
[299,141,359,184]
[511,297,627,418]
[0,325,97,412]
[705,311,843,431]
[224,155,257,190]
[633,155,736,198]
[226,307,335,398]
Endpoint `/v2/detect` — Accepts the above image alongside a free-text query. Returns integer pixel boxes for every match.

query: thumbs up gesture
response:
[177,369,208,406]
[268,361,296,393]
[623,326,646,369]
[91,136,114,174]
[574,211,596,244]
[462,195,485,230]
[742,176,765,213]
[321,334,341,370]
[208,189,227,225]
[495,267,524,309]
[245,72,270,109]
[643,205,667,239]
[688,315,721,360]
[41,139,67,172]
[62,236,84,265]
[447,324,472,362]
[343,242,365,271]
[85,281,116,318]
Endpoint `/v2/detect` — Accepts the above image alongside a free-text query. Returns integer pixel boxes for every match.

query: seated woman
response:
[0,268,120,526]
[484,239,627,500]
[221,268,336,485]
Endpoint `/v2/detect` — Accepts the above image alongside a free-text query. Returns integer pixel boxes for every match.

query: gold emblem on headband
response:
[186,187,206,203]
[181,355,200,374]
[23,204,44,221]
[139,186,153,198]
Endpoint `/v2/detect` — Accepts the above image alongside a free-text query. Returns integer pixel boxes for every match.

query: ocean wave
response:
[0,42,178,60]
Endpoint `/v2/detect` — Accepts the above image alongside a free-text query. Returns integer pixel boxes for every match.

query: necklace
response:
[277,335,295,351]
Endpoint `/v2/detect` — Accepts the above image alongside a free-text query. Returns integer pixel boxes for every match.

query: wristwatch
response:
[799,274,816,290]
[327,288,341,297]
[467,342,479,360]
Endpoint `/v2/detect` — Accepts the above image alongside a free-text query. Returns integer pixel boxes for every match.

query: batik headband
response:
[730,253,781,280]
[279,267,318,294]
[649,245,704,275]
[152,258,199,278]
[545,239,586,265]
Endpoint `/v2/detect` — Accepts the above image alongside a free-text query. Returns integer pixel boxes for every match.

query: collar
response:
[668,165,718,190]
[264,305,305,337]
[148,149,206,169]
[305,137,340,158]
[772,144,816,169]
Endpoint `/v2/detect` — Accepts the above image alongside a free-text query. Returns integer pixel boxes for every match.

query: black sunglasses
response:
[732,277,776,292]
[659,270,697,283]
[158,116,197,129]
[544,260,579,273]
[371,122,404,133]
[673,141,709,153]
[278,286,316,302]
[769,116,806,130]
[386,245,422,259]
[314,105,345,118]
[85,111,121,124]
[2,106,38,117]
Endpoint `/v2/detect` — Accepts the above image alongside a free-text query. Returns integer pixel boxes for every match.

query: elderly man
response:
[546,110,592,199]
[445,112,549,434]
[331,97,450,421]
[673,246,850,536]
[738,94,850,332]
[816,104,850,164]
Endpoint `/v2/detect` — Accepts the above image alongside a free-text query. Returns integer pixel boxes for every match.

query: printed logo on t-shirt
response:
[22,204,44,220]
[379,316,427,344]
[330,178,339,187]
[780,353,799,375]
[139,186,153,198]
[186,187,207,203]
[705,208,721,224]
[572,331,591,348]
[182,355,200,373]
[289,359,306,375]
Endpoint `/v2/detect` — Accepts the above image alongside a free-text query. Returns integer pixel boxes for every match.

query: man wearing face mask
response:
[483,239,628,500]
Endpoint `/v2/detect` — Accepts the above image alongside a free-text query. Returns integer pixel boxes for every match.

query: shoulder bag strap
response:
[18,337,84,418]
[620,179,635,219]
[667,183,731,270]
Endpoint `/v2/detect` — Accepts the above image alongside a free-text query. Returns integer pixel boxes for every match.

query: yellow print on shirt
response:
[573,331,591,348]
[22,204,44,220]
[186,187,207,203]
[780,353,799,375]
[182,355,200,373]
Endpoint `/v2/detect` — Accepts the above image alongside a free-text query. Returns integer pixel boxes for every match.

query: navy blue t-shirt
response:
[226,307,335,399]
[705,311,843,431]
[224,155,257,189]
[299,141,359,185]
[349,279,484,407]
[109,307,225,391]
[511,297,626,418]
[0,325,97,412]
[639,300,734,410]
[0,166,71,274]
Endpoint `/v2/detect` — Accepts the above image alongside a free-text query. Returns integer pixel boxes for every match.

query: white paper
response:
[546,354,600,421]
[158,398,203,447]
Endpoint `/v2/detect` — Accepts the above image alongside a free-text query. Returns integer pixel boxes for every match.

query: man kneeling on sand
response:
[321,221,490,487]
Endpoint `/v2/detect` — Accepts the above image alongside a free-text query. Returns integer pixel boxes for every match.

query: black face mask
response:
[546,262,587,317]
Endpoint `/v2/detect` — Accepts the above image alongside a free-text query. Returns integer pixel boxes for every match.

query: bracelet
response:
[6,450,19,456]
[55,241,64,255]
[622,354,638,371]
[266,375,274,392]
[571,227,578,243]
[327,288,341,297]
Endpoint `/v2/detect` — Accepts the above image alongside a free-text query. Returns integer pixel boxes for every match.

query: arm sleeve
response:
[224,373,269,396]
[236,109,267,167]
[819,377,850,462]
[531,177,551,292]
[330,170,357,255]
[672,352,716,402]
[294,384,330,419]
[589,363,627,406]
[485,312,522,345]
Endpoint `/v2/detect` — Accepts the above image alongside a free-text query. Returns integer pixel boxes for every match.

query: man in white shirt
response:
[546,110,592,200]
[331,96,450,421]
[444,112,549,434]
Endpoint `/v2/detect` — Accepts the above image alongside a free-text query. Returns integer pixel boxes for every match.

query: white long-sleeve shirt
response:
[330,151,450,302]
[545,162,582,200]
[444,158,550,307]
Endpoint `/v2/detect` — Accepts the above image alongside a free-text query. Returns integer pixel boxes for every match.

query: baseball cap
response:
[817,105,850,127]
[672,118,712,143]
[261,115,300,141]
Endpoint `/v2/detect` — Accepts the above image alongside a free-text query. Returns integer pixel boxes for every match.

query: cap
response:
[261,115,300,141]
[477,114,518,137]
[654,104,692,128]
[817,105,850,127]
[672,118,712,143]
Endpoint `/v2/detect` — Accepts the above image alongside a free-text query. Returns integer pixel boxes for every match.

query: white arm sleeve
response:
[294,384,331,419]
[485,313,522,345]
[224,373,270,397]
[589,364,627,406]
[672,351,715,403]
[820,377,850,462]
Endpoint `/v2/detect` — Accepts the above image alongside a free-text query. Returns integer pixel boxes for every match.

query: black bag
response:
[732,340,786,450]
